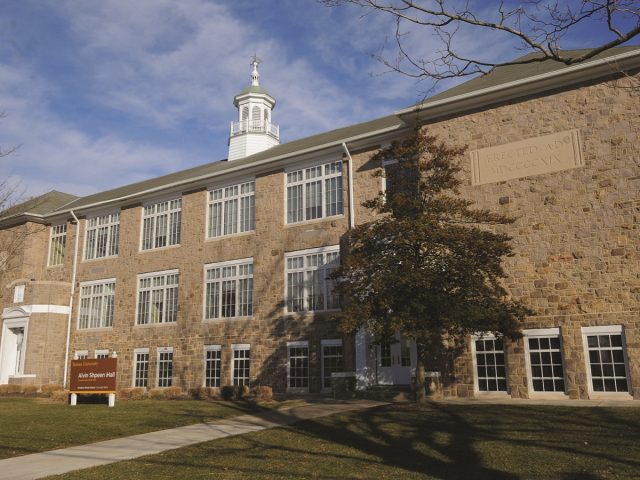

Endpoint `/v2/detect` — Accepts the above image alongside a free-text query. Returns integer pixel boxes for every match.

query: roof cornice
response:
[396,48,640,121]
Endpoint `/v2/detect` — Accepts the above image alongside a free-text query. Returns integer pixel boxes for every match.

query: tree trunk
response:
[415,342,427,404]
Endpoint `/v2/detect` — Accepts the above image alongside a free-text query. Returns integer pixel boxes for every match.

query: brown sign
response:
[70,358,117,393]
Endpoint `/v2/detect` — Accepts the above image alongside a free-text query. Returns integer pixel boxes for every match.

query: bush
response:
[0,384,21,395]
[118,388,146,400]
[252,385,273,402]
[188,387,206,400]
[206,387,221,400]
[148,388,166,399]
[41,384,64,397]
[22,385,38,396]
[164,386,184,400]
[49,390,69,403]
[220,385,250,401]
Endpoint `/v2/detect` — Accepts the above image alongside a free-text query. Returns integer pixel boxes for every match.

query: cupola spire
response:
[250,54,261,86]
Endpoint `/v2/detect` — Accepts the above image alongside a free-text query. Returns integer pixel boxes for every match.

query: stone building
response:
[1,47,639,400]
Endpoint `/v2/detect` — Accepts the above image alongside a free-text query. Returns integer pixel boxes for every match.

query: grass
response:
[43,403,640,480]
[0,396,299,459]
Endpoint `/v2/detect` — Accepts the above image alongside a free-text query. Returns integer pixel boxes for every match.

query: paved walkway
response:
[0,399,385,480]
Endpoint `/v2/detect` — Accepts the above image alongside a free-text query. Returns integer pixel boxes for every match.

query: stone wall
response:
[351,74,640,399]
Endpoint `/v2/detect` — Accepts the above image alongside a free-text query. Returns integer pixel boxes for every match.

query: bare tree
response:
[322,1,639,83]
[0,112,18,159]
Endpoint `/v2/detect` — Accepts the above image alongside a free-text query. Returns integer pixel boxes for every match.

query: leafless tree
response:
[322,1,639,83]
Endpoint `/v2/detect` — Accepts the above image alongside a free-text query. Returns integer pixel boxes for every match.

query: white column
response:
[355,328,369,390]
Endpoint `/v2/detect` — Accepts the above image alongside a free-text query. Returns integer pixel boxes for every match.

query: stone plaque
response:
[470,129,583,185]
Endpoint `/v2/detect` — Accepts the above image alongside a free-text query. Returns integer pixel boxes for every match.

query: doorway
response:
[0,317,28,384]
[376,333,416,385]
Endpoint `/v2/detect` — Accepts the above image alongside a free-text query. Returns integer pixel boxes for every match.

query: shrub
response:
[188,387,206,400]
[148,388,165,399]
[49,390,69,403]
[252,385,273,402]
[220,385,236,401]
[237,384,250,400]
[41,384,64,397]
[206,387,221,400]
[0,384,21,395]
[164,386,184,400]
[22,385,38,396]
[118,388,146,400]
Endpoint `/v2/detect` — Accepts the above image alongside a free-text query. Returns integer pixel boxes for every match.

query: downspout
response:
[62,210,80,389]
[341,142,355,229]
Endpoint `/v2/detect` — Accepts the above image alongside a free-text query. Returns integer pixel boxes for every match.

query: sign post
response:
[69,354,117,407]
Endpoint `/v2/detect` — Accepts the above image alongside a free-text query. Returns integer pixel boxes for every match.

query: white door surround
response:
[0,311,30,384]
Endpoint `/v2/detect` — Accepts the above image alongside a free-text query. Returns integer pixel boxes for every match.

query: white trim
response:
[140,197,182,251]
[77,278,116,330]
[470,333,509,395]
[284,244,340,258]
[157,346,174,354]
[205,179,256,239]
[204,344,222,351]
[522,328,568,396]
[132,348,150,388]
[582,325,622,334]
[287,341,310,393]
[13,285,25,303]
[74,350,89,359]
[203,344,222,388]
[321,338,344,392]
[523,328,560,337]
[231,344,251,386]
[2,305,71,317]
[232,343,251,350]
[0,316,29,383]
[203,258,254,321]
[95,349,109,358]
[83,211,120,261]
[581,325,631,397]
[134,347,150,354]
[135,269,180,326]
[47,223,67,267]
[156,346,174,388]
[321,339,343,347]
[286,340,309,347]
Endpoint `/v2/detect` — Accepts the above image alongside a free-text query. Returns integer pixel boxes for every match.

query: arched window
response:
[252,106,261,121]
[241,106,249,121]
[264,109,269,123]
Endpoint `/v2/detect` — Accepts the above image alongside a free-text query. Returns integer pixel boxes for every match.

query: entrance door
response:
[376,334,414,385]
[0,318,28,384]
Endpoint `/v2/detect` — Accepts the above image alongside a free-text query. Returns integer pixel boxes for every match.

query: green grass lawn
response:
[44,403,640,480]
[0,396,291,459]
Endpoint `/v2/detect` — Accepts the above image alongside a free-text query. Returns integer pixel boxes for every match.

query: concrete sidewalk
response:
[0,399,385,480]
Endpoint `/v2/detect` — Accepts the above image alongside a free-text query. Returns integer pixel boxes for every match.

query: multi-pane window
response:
[134,349,149,387]
[475,336,507,392]
[380,341,392,368]
[286,161,343,224]
[204,345,221,388]
[288,342,309,391]
[204,259,253,319]
[141,198,181,250]
[75,350,88,360]
[157,348,173,387]
[85,213,120,260]
[583,326,629,393]
[286,246,340,312]
[48,224,67,266]
[95,349,109,359]
[78,279,115,329]
[207,181,255,238]
[322,340,343,390]
[525,329,565,393]
[232,345,250,386]
[137,270,179,325]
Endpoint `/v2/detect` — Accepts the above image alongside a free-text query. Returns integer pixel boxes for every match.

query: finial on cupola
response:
[251,54,262,86]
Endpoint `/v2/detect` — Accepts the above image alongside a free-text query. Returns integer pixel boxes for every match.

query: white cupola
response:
[228,56,279,161]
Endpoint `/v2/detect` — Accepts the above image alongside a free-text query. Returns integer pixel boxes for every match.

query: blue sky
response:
[1,0,637,199]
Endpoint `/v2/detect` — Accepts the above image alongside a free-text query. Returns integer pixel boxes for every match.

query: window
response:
[583,326,629,393]
[287,341,309,391]
[380,341,392,368]
[321,339,343,390]
[474,336,507,392]
[285,246,340,313]
[95,349,109,359]
[382,158,419,202]
[141,198,181,250]
[78,279,115,329]
[157,347,173,387]
[48,224,67,266]
[286,161,343,224]
[13,285,24,303]
[524,328,565,393]
[232,344,250,386]
[137,270,179,325]
[204,345,221,387]
[75,350,88,360]
[134,348,149,387]
[204,259,253,319]
[207,181,255,238]
[85,212,120,260]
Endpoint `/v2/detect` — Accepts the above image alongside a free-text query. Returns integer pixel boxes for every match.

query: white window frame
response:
[95,349,110,359]
[523,328,567,396]
[203,258,253,320]
[203,345,222,388]
[133,347,150,388]
[231,343,250,387]
[287,341,310,393]
[471,333,509,395]
[381,158,397,194]
[136,269,179,325]
[582,325,631,396]
[48,224,67,267]
[321,339,344,391]
[285,245,340,313]
[13,285,25,303]
[156,346,174,388]
[285,160,343,224]
[77,278,116,329]
[84,212,120,260]
[140,197,182,250]
[75,350,89,360]
[206,180,255,239]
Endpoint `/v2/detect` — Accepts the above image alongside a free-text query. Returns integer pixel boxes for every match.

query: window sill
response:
[138,244,181,254]
[588,392,634,399]
[286,387,309,394]
[47,264,64,269]
[76,327,113,332]
[82,255,118,263]
[284,214,345,228]
[8,374,36,379]
[285,308,341,315]
[134,322,178,328]
[205,230,254,243]
[203,316,253,323]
